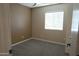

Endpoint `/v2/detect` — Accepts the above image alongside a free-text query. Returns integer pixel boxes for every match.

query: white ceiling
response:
[19,3,57,8]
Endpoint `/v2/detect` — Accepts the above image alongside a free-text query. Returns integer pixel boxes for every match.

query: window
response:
[45,12,64,30]
[71,10,79,32]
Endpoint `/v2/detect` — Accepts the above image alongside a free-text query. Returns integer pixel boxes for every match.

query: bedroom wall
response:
[10,4,32,44]
[77,25,79,55]
[32,4,73,43]
[0,4,11,54]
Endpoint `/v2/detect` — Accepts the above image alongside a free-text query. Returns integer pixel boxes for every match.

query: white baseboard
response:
[11,38,31,47]
[31,37,66,46]
[11,37,66,47]
[0,53,10,56]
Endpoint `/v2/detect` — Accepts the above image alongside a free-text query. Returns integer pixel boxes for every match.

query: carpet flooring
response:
[12,39,66,56]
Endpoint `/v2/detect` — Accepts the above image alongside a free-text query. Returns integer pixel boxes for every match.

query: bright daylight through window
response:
[71,10,79,32]
[45,12,64,30]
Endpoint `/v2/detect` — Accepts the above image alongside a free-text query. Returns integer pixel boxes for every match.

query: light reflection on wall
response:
[71,10,79,32]
[13,13,26,32]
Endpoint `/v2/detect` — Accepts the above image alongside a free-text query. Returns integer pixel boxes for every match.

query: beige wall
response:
[32,4,73,43]
[10,4,32,44]
[77,26,79,55]
[0,4,11,54]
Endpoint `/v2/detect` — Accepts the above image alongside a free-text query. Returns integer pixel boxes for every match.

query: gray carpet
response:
[12,39,66,56]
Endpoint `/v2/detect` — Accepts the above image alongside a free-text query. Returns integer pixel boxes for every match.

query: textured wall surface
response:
[0,4,11,54]
[10,4,32,44]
